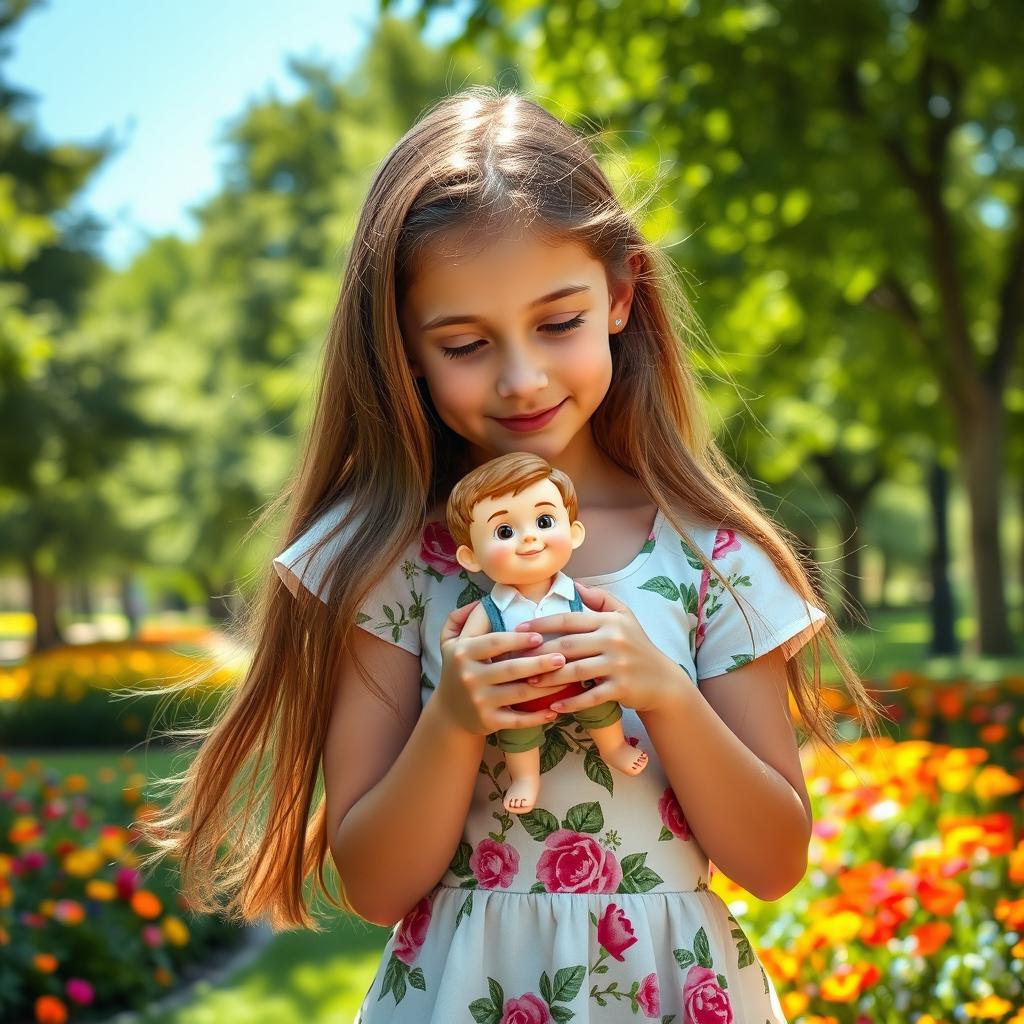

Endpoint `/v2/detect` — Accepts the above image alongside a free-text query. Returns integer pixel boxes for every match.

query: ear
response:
[570,521,586,550]
[608,253,641,334]
[456,544,481,573]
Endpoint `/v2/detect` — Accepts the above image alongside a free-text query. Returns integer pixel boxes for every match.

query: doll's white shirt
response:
[488,570,576,630]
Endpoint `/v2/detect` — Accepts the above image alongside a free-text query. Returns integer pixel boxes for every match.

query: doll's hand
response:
[515,583,690,715]
[436,601,568,737]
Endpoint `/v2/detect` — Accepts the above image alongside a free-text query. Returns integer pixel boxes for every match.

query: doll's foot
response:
[602,744,649,776]
[503,776,541,815]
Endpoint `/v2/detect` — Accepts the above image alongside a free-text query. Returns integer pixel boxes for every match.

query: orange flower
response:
[909,921,952,956]
[154,966,173,986]
[33,952,58,973]
[131,889,163,919]
[52,900,85,925]
[34,995,67,1023]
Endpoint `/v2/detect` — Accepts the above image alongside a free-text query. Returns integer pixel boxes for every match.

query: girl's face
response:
[399,228,633,471]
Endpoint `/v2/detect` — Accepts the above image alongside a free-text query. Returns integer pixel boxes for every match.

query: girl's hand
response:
[436,600,567,737]
[515,582,690,715]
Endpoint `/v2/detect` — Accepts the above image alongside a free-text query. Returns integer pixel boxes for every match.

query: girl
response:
[140,85,884,1022]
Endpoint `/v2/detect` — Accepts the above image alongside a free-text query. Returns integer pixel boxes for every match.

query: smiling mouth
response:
[520,549,544,556]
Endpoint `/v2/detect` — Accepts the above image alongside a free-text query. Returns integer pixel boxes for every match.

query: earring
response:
[614,319,622,327]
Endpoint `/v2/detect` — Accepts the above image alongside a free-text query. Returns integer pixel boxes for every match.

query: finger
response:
[525,655,606,688]
[493,709,560,731]
[468,629,543,659]
[549,681,612,715]
[512,612,600,635]
[439,600,480,644]
[488,651,566,685]
[573,583,626,613]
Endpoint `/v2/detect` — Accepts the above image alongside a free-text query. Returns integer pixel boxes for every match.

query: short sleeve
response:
[694,527,827,681]
[272,500,422,657]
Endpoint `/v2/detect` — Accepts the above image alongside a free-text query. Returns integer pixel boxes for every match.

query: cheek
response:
[423,366,480,418]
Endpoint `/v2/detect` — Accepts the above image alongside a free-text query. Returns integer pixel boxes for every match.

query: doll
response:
[446,451,649,815]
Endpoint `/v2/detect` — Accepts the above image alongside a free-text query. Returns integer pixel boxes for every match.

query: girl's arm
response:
[639,646,813,902]
[324,623,485,927]
[326,601,554,926]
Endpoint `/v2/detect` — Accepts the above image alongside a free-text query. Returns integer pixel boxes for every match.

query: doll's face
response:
[455,478,585,586]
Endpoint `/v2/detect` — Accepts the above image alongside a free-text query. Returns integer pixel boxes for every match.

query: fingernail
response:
[551,702,563,711]
[545,712,557,721]
[552,655,565,666]
[530,633,542,644]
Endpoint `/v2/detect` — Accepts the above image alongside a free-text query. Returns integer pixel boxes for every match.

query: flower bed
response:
[0,642,241,747]
[707,674,1024,1023]
[0,754,243,1022]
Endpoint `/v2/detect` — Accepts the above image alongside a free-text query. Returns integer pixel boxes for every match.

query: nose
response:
[496,343,548,400]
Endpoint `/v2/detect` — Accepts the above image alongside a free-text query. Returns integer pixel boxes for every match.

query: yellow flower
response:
[162,916,190,946]
[963,995,1014,1018]
[63,848,103,878]
[974,765,1021,799]
[85,880,116,901]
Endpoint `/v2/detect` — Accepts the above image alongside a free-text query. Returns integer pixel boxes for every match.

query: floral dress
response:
[273,501,827,1024]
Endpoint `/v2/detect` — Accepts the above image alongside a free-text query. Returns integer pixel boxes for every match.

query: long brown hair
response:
[135,85,886,932]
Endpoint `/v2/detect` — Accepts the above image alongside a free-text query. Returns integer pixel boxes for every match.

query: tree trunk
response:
[958,399,1014,655]
[928,459,958,656]
[119,574,143,639]
[26,560,64,653]
[878,548,890,611]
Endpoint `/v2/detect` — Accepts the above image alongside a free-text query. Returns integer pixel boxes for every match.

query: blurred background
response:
[1,0,1022,1021]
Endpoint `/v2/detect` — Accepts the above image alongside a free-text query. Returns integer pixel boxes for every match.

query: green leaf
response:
[550,965,586,1002]
[408,967,426,991]
[583,745,614,796]
[449,840,474,877]
[469,998,499,1023]
[562,801,603,834]
[539,726,570,773]
[638,575,680,601]
[673,948,696,969]
[519,806,560,841]
[550,1005,575,1022]
[694,926,712,969]
[539,970,552,1003]
[488,977,505,1009]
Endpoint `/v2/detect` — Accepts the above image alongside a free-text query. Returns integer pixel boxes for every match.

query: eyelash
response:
[441,315,586,360]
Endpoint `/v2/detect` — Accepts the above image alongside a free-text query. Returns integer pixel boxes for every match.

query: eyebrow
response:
[486,501,557,523]
[421,285,591,332]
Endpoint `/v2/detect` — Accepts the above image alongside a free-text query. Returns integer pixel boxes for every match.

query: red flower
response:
[536,830,622,894]
[637,972,660,1017]
[393,896,432,965]
[712,529,740,560]
[596,903,638,961]
[469,838,519,889]
[500,992,551,1024]
[420,521,462,575]
[658,788,692,840]
[115,867,139,901]
[682,965,733,1023]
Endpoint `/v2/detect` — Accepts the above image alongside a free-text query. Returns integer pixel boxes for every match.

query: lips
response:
[493,399,567,432]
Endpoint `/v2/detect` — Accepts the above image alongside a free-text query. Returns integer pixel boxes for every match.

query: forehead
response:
[402,227,601,314]
[471,478,565,522]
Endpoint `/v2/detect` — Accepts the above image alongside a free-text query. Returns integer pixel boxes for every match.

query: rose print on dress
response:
[421,520,487,606]
[672,926,733,1023]
[469,966,586,1024]
[596,903,638,961]
[377,896,431,1006]
[657,787,692,842]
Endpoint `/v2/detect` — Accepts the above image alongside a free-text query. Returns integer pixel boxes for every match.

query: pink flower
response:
[43,799,67,819]
[536,830,622,894]
[115,867,139,901]
[712,528,740,560]
[142,924,163,948]
[70,809,90,829]
[596,903,638,961]
[65,978,94,1006]
[500,992,551,1024]
[637,972,660,1017]
[393,896,432,965]
[658,788,692,840]
[470,838,519,889]
[682,965,733,1023]
[420,521,461,575]
[20,850,46,872]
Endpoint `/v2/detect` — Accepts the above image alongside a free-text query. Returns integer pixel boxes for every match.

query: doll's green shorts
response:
[496,698,622,753]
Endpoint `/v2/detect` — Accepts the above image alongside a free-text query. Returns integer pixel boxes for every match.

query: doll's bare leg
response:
[503,747,542,814]
[587,720,649,775]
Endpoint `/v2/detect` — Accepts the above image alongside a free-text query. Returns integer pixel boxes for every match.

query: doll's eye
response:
[536,514,556,529]
[495,524,515,540]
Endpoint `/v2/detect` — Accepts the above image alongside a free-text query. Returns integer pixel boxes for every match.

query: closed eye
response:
[441,315,587,360]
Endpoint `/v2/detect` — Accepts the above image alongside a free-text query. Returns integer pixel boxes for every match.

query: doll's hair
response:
[446,452,576,549]
[133,85,887,933]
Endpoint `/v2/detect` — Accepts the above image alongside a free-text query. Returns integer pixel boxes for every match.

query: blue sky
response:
[9,0,461,268]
